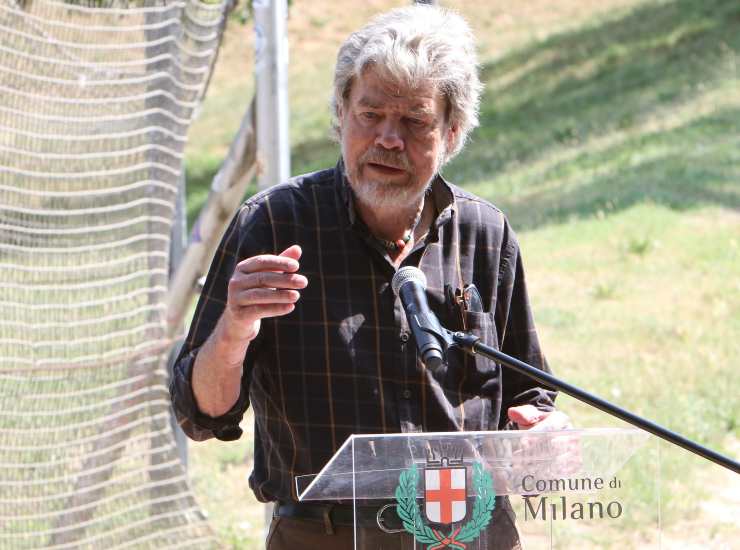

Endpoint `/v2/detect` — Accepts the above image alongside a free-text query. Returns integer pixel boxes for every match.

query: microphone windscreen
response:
[391,266,427,296]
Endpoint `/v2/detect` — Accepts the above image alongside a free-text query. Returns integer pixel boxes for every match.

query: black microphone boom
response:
[391,267,446,370]
[391,267,739,474]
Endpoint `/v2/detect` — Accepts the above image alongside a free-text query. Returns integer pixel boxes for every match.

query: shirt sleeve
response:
[169,347,251,442]
[169,204,265,442]
[495,219,557,425]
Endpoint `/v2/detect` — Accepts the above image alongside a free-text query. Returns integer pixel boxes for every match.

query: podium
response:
[296,428,661,549]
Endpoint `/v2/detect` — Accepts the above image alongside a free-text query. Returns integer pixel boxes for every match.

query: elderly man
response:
[171,5,566,549]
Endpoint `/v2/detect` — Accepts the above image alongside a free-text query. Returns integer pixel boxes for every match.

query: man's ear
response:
[336,102,345,138]
[337,101,345,123]
[445,122,459,153]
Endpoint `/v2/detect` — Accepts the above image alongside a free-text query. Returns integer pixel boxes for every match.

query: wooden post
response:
[165,101,258,337]
[254,0,290,189]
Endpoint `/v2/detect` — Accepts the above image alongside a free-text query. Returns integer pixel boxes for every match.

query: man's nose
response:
[374,118,404,151]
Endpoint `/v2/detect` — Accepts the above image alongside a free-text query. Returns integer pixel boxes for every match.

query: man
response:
[171,5,568,549]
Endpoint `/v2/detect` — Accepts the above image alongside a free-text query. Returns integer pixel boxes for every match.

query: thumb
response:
[507,405,547,428]
[279,244,302,262]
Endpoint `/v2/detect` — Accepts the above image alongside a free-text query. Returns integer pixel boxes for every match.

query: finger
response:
[230,302,295,321]
[279,244,302,261]
[251,302,296,319]
[231,288,301,306]
[237,253,300,274]
[231,271,308,291]
[507,405,547,428]
[529,411,572,432]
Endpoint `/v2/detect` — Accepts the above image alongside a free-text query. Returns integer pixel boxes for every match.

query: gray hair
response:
[331,5,482,160]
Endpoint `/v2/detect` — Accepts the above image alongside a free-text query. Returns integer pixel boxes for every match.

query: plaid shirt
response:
[170,163,556,503]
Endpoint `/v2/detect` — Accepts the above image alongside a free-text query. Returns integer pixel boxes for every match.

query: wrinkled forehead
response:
[349,66,445,115]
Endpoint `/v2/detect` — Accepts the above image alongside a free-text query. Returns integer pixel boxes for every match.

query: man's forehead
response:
[351,70,442,112]
[356,94,436,114]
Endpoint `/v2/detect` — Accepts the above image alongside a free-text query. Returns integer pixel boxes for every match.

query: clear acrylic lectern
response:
[295,428,660,549]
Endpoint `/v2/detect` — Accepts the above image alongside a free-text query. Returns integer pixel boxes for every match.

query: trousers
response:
[265,498,522,550]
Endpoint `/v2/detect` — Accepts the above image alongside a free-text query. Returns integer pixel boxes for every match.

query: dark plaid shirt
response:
[170,163,556,503]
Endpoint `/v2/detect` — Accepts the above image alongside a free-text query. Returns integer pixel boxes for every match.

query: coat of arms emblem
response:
[394,447,496,549]
[424,460,467,524]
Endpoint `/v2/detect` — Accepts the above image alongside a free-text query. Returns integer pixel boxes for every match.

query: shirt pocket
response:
[442,311,500,391]
[463,310,499,352]
[437,310,502,430]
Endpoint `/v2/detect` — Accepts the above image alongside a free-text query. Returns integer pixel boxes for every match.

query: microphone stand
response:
[425,326,740,475]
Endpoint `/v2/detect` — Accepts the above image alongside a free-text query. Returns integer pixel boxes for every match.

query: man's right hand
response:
[219,244,307,350]
[192,245,307,418]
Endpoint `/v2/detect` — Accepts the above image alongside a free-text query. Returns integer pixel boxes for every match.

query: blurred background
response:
[183,0,739,547]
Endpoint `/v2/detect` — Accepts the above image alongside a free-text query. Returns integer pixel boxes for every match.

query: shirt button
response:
[402,389,412,399]
[399,331,410,343]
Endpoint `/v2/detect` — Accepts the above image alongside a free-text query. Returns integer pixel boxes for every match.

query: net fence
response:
[0,0,229,547]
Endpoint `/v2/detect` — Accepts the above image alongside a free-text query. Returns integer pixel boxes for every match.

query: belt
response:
[274,502,404,533]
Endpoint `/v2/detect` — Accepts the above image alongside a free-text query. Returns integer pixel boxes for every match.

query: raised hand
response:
[192,245,307,418]
[221,244,308,345]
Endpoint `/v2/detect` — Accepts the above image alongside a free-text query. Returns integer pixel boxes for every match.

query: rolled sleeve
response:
[168,204,266,442]
[169,348,250,442]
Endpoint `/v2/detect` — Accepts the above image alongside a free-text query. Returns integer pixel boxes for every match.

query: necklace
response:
[375,232,412,252]
[374,206,424,252]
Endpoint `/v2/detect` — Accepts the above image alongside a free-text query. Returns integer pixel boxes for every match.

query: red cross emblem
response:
[424,467,467,524]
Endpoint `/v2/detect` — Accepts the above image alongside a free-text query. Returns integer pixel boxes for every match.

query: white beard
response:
[349,173,430,211]
[342,142,446,213]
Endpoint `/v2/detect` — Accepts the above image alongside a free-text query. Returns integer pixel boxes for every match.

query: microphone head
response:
[391,266,427,296]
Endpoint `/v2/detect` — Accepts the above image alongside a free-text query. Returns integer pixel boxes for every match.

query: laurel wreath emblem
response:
[394,462,495,549]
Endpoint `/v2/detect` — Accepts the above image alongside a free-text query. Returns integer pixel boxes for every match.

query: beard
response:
[342,144,445,212]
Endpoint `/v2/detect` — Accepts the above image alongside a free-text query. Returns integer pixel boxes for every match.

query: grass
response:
[186,415,264,548]
[520,204,739,543]
[183,0,739,547]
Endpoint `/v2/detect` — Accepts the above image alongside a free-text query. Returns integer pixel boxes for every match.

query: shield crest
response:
[424,466,467,524]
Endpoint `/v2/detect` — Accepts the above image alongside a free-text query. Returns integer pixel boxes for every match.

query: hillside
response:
[183,1,739,547]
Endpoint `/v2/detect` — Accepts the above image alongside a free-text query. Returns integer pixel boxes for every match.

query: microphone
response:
[391,266,445,370]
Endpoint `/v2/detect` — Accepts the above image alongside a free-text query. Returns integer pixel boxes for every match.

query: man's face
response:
[338,68,454,210]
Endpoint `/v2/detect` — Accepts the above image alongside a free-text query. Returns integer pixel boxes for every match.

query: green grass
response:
[187,412,262,548]
[184,0,739,547]
[522,204,739,537]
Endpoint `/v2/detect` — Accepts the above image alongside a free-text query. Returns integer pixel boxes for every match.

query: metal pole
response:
[254,1,290,537]
[254,0,290,189]
[168,170,189,470]
[452,332,740,475]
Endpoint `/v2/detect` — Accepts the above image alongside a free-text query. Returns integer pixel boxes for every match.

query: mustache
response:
[359,148,411,171]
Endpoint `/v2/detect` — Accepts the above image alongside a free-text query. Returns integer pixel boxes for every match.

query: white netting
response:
[0,0,227,547]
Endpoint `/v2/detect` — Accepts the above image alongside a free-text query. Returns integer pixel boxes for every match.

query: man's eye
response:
[360,112,378,120]
[406,118,427,127]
